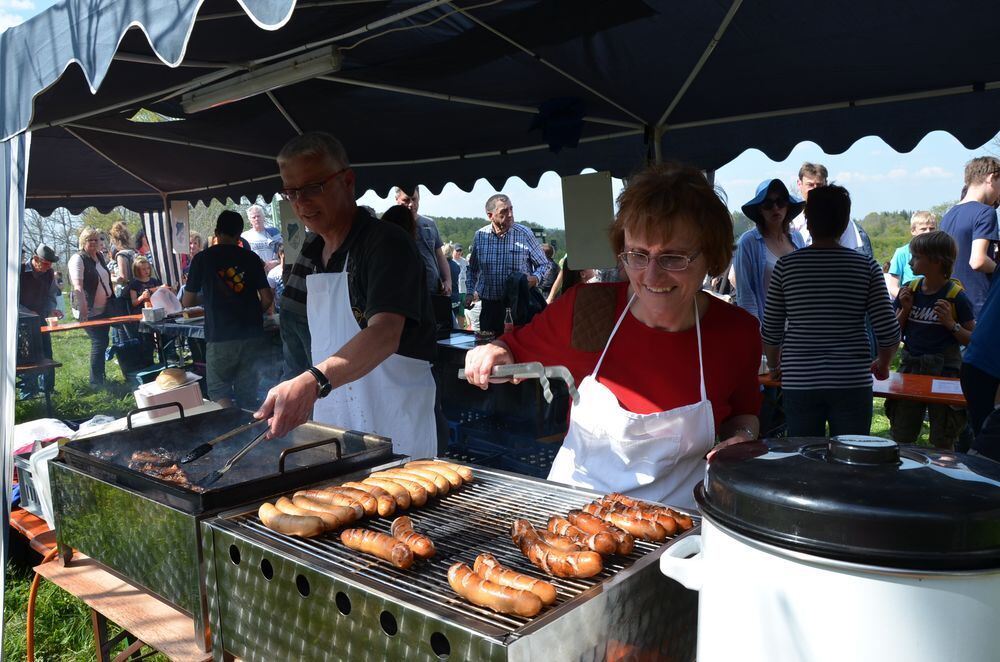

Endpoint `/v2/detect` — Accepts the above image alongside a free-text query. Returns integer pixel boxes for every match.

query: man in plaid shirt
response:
[466,194,550,335]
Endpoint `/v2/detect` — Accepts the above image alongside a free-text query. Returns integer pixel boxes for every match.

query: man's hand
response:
[255,372,319,438]
[464,342,514,389]
[441,280,452,296]
[527,276,538,288]
[871,359,890,381]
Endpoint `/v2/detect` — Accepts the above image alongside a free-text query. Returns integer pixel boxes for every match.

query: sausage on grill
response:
[473,553,557,606]
[324,486,379,517]
[391,466,450,494]
[361,477,412,510]
[582,502,667,542]
[511,519,603,578]
[404,461,464,488]
[367,474,428,506]
[448,562,542,617]
[275,496,348,531]
[293,490,365,519]
[340,529,414,569]
[258,502,324,537]
[547,517,617,556]
[406,460,473,483]
[536,530,584,551]
[341,481,397,517]
[603,493,694,530]
[374,470,438,498]
[291,495,362,525]
[567,510,635,555]
[599,499,678,536]
[390,516,436,559]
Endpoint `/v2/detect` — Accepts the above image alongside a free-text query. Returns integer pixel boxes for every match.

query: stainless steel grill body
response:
[203,464,698,661]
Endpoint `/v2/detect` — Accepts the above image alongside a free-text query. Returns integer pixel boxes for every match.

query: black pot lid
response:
[697,436,1000,571]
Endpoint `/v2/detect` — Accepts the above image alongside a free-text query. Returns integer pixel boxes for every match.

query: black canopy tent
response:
[5,0,1000,637]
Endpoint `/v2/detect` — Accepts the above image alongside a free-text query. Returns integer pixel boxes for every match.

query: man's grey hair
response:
[277,131,350,170]
[485,194,511,214]
[247,204,265,217]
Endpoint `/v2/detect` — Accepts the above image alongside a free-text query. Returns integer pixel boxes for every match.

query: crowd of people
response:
[17,133,1000,496]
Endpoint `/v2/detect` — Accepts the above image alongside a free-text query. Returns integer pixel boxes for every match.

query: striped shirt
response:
[466,222,550,300]
[762,247,900,389]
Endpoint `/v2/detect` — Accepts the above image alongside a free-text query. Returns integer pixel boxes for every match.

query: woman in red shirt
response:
[464,164,762,509]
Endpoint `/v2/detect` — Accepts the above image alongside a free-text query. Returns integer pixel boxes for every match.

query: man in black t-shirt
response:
[184,210,273,408]
[259,132,437,454]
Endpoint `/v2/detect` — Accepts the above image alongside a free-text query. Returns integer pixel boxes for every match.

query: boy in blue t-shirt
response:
[888,231,976,449]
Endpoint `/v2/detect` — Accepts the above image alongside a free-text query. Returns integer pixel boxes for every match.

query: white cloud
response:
[886,168,908,180]
[0,1,35,10]
[914,166,952,179]
[0,10,24,32]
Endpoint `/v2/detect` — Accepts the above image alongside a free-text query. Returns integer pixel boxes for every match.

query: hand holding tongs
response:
[198,426,270,488]
[458,362,580,405]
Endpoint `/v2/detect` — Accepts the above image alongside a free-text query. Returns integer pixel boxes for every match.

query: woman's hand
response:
[871,359,890,381]
[706,435,756,461]
[463,342,515,389]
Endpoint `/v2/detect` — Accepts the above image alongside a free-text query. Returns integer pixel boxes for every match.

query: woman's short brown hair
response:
[910,231,957,279]
[110,221,131,249]
[609,163,733,276]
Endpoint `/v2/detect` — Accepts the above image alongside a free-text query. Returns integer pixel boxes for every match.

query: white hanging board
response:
[170,201,190,255]
[561,171,616,270]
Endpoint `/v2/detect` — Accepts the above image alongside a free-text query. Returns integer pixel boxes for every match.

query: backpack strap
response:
[570,285,619,352]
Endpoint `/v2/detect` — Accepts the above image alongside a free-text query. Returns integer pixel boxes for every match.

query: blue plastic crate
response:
[500,444,561,478]
[441,446,503,469]
[461,417,541,451]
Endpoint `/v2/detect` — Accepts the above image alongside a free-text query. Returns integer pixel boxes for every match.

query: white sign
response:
[170,200,190,255]
[278,199,306,264]
[561,171,616,270]
[931,379,963,395]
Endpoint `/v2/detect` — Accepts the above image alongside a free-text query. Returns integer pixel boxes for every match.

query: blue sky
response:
[7,1,1000,227]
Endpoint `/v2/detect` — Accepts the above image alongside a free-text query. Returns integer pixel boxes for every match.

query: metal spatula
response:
[198,427,270,488]
[180,418,268,464]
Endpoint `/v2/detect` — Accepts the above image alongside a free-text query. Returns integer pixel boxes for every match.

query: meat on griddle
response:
[89,448,119,461]
[128,448,205,492]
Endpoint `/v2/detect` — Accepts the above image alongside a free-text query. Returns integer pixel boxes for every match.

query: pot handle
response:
[659,534,704,591]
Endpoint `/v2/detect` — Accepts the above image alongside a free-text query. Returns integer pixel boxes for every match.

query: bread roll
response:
[155,368,187,389]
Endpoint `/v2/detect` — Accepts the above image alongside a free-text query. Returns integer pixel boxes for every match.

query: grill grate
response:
[227,467,677,635]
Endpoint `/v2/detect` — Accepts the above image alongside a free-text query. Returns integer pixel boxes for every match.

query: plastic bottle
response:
[504,307,514,334]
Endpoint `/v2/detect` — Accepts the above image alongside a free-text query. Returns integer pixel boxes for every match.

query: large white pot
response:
[662,517,1000,662]
[660,436,1000,662]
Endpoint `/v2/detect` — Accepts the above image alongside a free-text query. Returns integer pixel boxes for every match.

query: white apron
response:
[306,262,437,459]
[547,293,715,510]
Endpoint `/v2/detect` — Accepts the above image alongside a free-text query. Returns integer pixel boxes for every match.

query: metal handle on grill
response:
[278,436,344,473]
[126,402,185,430]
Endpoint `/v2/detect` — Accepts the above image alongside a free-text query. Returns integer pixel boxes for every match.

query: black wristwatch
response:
[307,366,332,398]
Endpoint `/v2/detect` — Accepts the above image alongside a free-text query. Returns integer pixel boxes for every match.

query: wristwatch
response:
[951,322,961,334]
[307,366,332,398]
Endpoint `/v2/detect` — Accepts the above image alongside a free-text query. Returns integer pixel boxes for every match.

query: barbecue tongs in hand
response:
[198,426,270,488]
[180,418,268,464]
[458,362,581,405]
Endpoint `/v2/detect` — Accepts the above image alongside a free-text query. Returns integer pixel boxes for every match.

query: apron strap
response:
[593,291,636,377]
[593,291,708,403]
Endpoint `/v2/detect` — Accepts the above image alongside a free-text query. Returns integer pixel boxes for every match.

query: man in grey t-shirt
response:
[395,186,452,295]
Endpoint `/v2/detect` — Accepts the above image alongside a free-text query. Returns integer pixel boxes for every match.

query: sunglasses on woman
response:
[760,197,788,211]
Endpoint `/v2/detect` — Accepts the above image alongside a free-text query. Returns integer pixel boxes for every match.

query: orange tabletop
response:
[41,314,142,333]
[9,508,57,555]
[759,371,966,407]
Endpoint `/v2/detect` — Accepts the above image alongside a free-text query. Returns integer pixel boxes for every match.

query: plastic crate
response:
[462,417,542,451]
[500,444,562,478]
[441,446,503,469]
[13,454,43,518]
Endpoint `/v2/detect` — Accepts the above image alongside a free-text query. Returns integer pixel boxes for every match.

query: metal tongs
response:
[458,362,581,405]
[180,418,269,464]
[198,426,270,488]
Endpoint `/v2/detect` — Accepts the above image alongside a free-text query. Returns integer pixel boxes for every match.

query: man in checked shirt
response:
[466,194,550,335]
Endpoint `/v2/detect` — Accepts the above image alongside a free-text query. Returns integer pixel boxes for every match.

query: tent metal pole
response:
[168,173,283,196]
[449,2,646,125]
[250,0,453,67]
[656,0,743,128]
[267,92,304,134]
[317,75,642,129]
[29,192,162,199]
[64,123,276,160]
[665,84,987,132]
[63,127,164,194]
[197,0,388,21]
[24,67,240,134]
[112,53,230,68]
[653,126,663,164]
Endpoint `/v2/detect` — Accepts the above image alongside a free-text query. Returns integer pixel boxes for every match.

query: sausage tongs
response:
[198,426,270,488]
[457,362,581,405]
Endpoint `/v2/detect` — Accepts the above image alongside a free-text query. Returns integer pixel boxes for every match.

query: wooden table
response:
[10,510,210,662]
[35,555,212,662]
[759,371,966,407]
[41,314,142,334]
[15,358,63,416]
